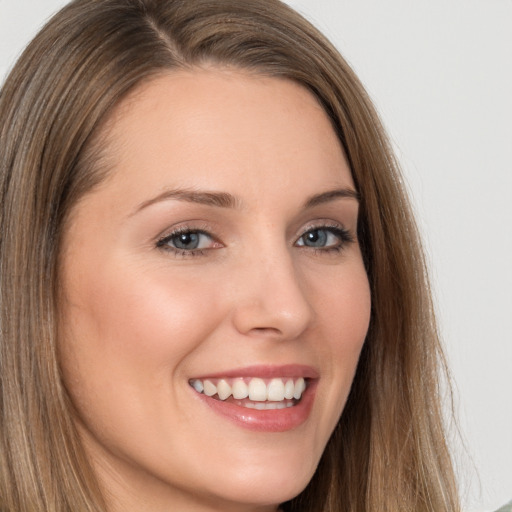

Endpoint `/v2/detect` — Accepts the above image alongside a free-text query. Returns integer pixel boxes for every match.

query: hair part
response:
[0,0,460,510]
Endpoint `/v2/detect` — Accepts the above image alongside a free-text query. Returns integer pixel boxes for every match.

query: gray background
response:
[1,1,511,510]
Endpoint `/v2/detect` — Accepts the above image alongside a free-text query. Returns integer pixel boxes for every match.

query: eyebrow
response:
[133,188,240,214]
[304,188,360,208]
[133,186,359,215]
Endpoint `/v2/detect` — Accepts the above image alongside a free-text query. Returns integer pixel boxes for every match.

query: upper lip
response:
[190,364,319,380]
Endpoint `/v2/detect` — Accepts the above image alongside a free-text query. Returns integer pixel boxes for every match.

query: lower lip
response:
[195,382,317,432]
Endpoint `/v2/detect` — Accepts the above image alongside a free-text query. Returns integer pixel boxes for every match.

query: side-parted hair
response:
[0,1,459,510]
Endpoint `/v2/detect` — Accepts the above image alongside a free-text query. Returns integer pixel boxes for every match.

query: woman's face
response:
[59,69,371,512]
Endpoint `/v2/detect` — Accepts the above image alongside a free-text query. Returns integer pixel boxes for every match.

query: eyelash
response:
[156,224,355,258]
[297,224,355,254]
[156,227,215,258]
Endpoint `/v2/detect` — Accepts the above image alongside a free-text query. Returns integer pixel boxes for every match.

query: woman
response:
[0,0,460,510]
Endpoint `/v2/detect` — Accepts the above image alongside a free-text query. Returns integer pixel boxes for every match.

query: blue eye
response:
[301,229,330,247]
[296,226,352,250]
[172,232,202,250]
[157,229,214,253]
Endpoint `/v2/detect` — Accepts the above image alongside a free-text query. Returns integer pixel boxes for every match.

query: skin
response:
[59,69,371,512]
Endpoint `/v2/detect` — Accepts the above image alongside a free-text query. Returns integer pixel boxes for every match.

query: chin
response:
[204,477,309,511]
[199,448,317,508]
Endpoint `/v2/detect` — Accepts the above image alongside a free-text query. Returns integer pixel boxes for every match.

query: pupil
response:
[174,232,199,250]
[305,229,327,247]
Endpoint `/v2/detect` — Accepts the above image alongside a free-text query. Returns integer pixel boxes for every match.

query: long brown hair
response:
[0,0,459,510]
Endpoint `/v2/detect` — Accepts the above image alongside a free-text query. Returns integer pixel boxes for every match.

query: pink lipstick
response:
[189,365,318,432]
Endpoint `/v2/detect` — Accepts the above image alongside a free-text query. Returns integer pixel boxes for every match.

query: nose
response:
[230,249,314,340]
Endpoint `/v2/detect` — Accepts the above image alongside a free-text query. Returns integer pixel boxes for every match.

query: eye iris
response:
[173,232,200,250]
[304,229,328,247]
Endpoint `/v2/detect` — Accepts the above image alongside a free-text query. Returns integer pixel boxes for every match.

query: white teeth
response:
[232,379,249,399]
[293,377,306,400]
[203,380,217,397]
[189,376,309,404]
[248,378,267,401]
[267,378,285,401]
[217,379,231,400]
[284,379,295,399]
[241,399,295,410]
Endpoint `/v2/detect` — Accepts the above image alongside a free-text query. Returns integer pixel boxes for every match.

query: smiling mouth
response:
[189,377,307,410]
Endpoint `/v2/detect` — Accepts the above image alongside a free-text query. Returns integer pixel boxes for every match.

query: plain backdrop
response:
[1,1,511,511]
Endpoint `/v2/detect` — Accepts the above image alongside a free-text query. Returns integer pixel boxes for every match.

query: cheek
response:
[67,266,213,353]
[314,258,371,351]
[336,271,371,351]
[58,260,223,414]
[309,260,371,420]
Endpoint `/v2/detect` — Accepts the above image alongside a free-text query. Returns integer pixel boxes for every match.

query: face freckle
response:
[58,69,371,512]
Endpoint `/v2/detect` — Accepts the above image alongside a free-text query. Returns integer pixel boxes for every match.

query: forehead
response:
[94,68,353,207]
